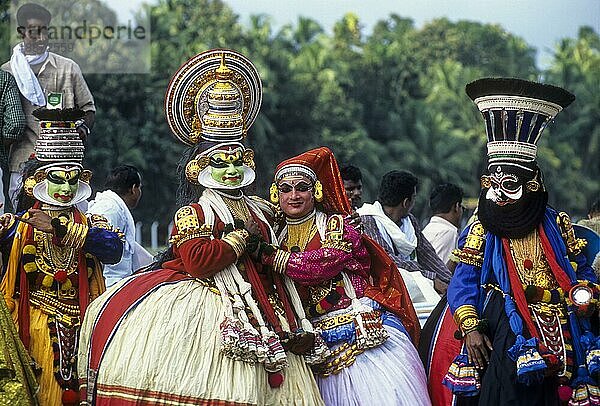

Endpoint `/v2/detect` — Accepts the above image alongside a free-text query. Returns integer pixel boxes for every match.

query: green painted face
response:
[209,151,244,187]
[46,169,80,204]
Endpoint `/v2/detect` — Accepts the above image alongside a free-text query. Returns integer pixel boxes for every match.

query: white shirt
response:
[87,190,153,287]
[422,216,458,263]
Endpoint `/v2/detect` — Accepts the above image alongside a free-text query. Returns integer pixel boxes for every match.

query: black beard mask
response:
[478,189,548,239]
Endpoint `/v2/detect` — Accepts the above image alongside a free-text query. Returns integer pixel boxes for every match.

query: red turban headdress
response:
[274,147,352,216]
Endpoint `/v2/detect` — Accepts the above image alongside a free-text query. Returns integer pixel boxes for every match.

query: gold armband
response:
[557,212,587,256]
[453,305,480,334]
[324,214,344,241]
[88,214,125,240]
[321,214,352,252]
[464,222,485,251]
[169,205,213,247]
[169,224,212,247]
[321,240,352,252]
[453,221,486,267]
[452,249,484,267]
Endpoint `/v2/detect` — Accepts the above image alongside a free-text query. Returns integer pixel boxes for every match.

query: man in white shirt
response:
[422,183,464,264]
[87,165,153,287]
[359,170,449,324]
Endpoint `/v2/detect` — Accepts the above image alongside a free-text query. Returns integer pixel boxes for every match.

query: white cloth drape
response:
[9,43,48,106]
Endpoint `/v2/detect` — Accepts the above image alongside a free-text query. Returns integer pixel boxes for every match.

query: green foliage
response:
[0,0,596,232]
[0,0,12,63]
[542,27,600,212]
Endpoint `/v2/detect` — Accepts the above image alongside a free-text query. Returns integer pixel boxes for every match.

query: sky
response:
[106,0,599,68]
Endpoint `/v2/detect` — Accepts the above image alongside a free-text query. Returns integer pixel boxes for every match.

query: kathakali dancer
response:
[259,146,430,405]
[423,78,599,406]
[77,49,324,405]
[0,108,123,405]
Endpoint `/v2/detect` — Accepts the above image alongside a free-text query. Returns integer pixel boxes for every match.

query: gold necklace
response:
[34,209,78,277]
[285,211,317,251]
[220,194,251,222]
[509,229,557,289]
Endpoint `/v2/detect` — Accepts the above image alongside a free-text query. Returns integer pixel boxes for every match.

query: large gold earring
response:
[269,183,279,204]
[33,170,46,183]
[80,170,93,183]
[24,176,37,197]
[480,175,491,189]
[243,149,255,170]
[185,159,201,185]
[526,179,540,192]
[314,180,324,202]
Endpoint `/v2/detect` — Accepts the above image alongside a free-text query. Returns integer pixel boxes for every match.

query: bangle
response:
[460,317,480,335]
[453,305,479,326]
[272,249,291,274]
[61,221,88,249]
[222,229,249,258]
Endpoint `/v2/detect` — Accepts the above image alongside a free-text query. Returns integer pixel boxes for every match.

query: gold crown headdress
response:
[165,49,262,188]
[165,49,262,146]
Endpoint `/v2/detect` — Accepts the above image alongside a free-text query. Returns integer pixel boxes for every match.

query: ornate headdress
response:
[26,108,92,206]
[165,49,262,189]
[467,78,575,238]
[271,147,352,216]
[466,78,575,174]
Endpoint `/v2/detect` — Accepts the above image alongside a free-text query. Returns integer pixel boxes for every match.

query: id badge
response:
[47,92,63,109]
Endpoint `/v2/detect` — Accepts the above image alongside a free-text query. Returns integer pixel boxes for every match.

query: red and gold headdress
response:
[272,147,352,216]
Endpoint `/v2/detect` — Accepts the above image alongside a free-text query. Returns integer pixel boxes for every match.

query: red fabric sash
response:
[73,208,91,320]
[428,305,461,406]
[243,208,284,333]
[538,225,573,292]
[501,225,574,340]
[362,235,421,344]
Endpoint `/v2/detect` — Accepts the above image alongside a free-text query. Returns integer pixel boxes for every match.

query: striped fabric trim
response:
[82,269,193,403]
[426,302,449,377]
[94,383,253,406]
[426,304,461,406]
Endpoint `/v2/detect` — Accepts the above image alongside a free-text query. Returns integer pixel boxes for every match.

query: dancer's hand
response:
[244,218,260,236]
[243,218,264,259]
[16,209,53,233]
[464,330,492,369]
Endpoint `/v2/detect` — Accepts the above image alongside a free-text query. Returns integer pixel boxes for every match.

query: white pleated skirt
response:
[315,299,432,406]
[78,277,324,405]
